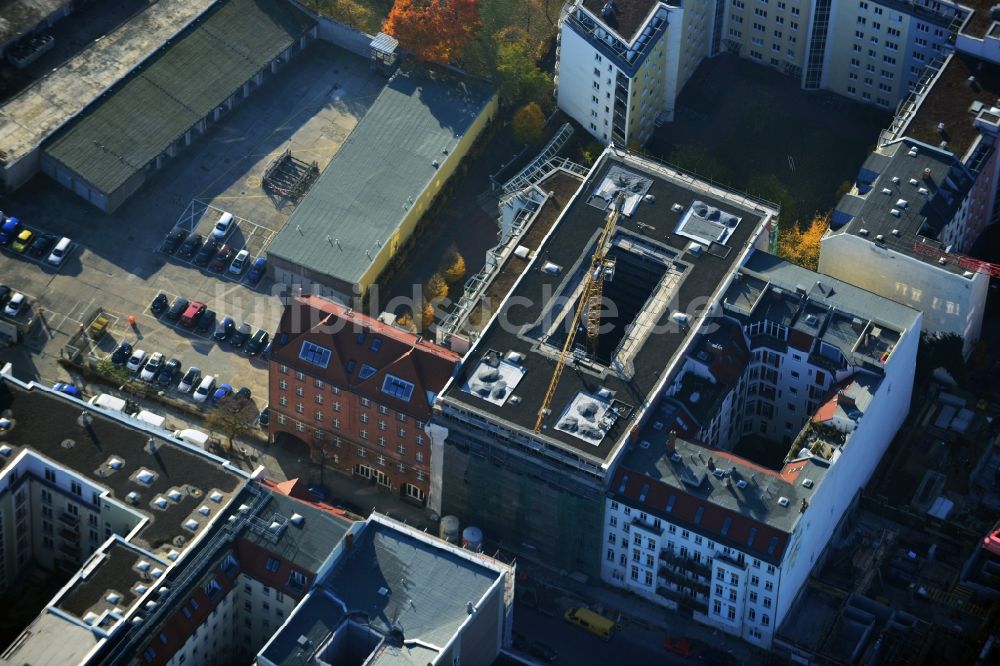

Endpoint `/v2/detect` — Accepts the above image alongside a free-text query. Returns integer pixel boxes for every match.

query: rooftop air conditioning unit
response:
[777,496,790,507]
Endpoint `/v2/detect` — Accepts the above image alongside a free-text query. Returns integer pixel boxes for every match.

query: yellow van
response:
[563,607,618,641]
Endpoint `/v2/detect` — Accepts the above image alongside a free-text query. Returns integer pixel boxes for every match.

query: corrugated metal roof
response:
[266,66,494,287]
[43,0,312,195]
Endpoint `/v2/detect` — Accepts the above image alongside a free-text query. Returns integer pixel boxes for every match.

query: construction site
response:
[774,382,1000,665]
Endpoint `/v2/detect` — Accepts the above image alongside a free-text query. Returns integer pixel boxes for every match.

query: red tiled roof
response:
[611,465,790,562]
[271,296,460,419]
[261,477,354,522]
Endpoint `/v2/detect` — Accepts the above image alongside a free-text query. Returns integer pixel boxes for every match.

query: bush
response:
[441,246,466,283]
[424,273,449,300]
[582,140,604,166]
[512,102,545,145]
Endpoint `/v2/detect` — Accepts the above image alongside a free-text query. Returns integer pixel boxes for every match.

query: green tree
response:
[776,213,827,271]
[582,140,604,166]
[916,332,968,386]
[512,102,546,145]
[205,395,257,451]
[96,359,130,386]
[496,39,551,106]
[441,246,467,283]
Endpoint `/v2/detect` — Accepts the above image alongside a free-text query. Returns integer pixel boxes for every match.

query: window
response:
[397,444,405,455]
[730,573,739,585]
[45,467,56,482]
[289,570,308,589]
[728,605,736,620]
[382,374,415,401]
[279,380,288,390]
[765,581,774,591]
[71,481,82,496]
[713,600,722,615]
[610,516,618,528]
[763,596,772,608]
[265,557,280,573]
[762,614,770,626]
[751,575,760,586]
[295,387,304,397]
[415,451,423,463]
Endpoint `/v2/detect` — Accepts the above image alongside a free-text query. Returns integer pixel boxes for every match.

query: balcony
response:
[58,527,80,543]
[661,550,712,580]
[58,512,80,528]
[58,542,80,558]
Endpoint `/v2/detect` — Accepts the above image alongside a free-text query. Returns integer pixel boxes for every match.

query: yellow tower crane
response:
[534,193,622,432]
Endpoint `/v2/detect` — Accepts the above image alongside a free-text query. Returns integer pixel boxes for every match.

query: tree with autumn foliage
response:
[512,102,545,144]
[383,0,482,64]
[777,213,827,271]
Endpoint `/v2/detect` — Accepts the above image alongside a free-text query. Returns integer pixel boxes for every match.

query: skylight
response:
[370,338,382,352]
[382,374,415,401]
[299,340,332,368]
[359,364,377,380]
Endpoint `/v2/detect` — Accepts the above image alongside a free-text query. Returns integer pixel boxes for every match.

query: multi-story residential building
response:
[434,145,779,576]
[822,136,991,351]
[556,0,715,144]
[600,252,921,648]
[268,296,460,511]
[0,365,248,663]
[556,0,976,143]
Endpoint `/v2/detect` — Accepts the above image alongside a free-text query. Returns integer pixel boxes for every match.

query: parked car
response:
[229,249,250,275]
[47,236,71,266]
[179,233,202,259]
[195,309,216,335]
[125,349,148,373]
[212,211,234,239]
[3,292,25,316]
[211,383,233,403]
[165,297,189,323]
[178,367,202,393]
[180,301,206,328]
[235,387,252,402]
[29,234,55,258]
[213,316,235,341]
[244,329,269,356]
[307,484,327,501]
[663,637,694,657]
[52,382,81,397]
[0,217,21,246]
[193,237,219,267]
[193,375,216,403]
[162,228,186,254]
[156,357,182,386]
[111,341,133,365]
[140,352,164,381]
[258,405,269,427]
[246,257,266,285]
[260,339,273,361]
[230,322,252,348]
[150,293,169,315]
[0,285,9,307]
[11,229,33,253]
[209,244,234,272]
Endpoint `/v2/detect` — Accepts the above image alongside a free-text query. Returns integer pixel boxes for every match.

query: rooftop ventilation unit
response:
[918,187,929,195]
[290,513,304,527]
[909,178,919,186]
[505,351,525,363]
[890,209,901,217]
[875,234,885,242]
[881,187,892,195]
[938,257,948,265]
[891,176,901,184]
[541,261,561,275]
[805,314,819,326]
[644,194,655,203]
[736,479,748,489]
[672,203,684,213]
[670,451,682,463]
[908,147,919,157]
[858,228,869,236]
[896,199,908,208]
[801,478,814,488]
[777,496,790,507]
[937,122,946,132]
[639,440,651,449]
[508,395,522,405]
[891,229,900,236]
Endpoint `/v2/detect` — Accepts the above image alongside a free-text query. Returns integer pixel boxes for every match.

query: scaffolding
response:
[501,123,575,193]
[262,148,319,202]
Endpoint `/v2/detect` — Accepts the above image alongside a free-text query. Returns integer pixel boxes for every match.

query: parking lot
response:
[0,41,386,410]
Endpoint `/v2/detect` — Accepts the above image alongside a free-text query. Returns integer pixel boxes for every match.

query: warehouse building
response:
[266,65,497,301]
[39,0,316,213]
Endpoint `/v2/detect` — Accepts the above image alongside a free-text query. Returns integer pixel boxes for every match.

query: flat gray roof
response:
[0,0,217,166]
[43,0,312,195]
[266,66,494,287]
[0,0,72,48]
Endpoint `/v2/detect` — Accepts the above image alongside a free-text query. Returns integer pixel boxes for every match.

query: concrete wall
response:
[313,14,373,58]
[819,232,987,352]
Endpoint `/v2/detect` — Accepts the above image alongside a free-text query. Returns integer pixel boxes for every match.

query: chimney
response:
[707,457,716,471]
[922,168,932,181]
[345,533,354,551]
[667,429,677,452]
[800,498,809,513]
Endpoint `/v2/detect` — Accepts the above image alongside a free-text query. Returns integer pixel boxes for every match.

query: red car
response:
[180,301,207,328]
[663,636,694,657]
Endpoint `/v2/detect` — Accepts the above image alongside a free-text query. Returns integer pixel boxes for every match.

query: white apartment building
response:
[556,0,715,144]
[822,137,990,352]
[600,251,921,648]
[556,0,975,143]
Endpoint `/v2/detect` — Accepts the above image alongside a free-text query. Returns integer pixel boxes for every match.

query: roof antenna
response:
[297,225,303,235]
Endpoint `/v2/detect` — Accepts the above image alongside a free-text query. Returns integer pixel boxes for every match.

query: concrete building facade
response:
[267,297,460,512]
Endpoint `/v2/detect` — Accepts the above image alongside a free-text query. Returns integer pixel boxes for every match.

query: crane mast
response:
[534,194,623,432]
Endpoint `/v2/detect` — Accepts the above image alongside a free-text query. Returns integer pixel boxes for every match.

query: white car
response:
[178,367,201,393]
[3,291,25,317]
[229,249,250,275]
[212,212,234,239]
[125,349,147,373]
[140,352,164,382]
[193,375,216,403]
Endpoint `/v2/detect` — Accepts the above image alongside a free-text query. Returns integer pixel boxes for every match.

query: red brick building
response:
[268,296,460,507]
